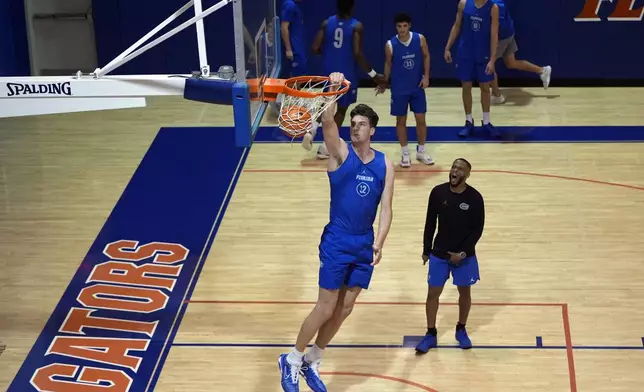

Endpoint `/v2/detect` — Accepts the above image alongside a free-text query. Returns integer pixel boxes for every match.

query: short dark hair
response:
[350,104,379,128]
[454,158,472,170]
[394,13,411,24]
[337,0,354,15]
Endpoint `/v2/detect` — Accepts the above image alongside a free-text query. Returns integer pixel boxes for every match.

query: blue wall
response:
[0,0,30,76]
[91,0,643,81]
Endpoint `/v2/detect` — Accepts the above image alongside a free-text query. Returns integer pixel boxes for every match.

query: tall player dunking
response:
[445,0,500,138]
[278,73,395,392]
[302,0,386,159]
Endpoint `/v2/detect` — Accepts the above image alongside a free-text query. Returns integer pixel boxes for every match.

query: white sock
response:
[401,145,409,155]
[417,144,425,153]
[466,114,473,123]
[309,121,318,137]
[483,112,490,125]
[286,348,304,366]
[304,344,324,363]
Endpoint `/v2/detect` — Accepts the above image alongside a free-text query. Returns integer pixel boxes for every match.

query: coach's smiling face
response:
[350,115,374,144]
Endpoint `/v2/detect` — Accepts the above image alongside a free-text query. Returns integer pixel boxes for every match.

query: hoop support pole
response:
[194,0,210,77]
[95,0,195,78]
[95,0,232,79]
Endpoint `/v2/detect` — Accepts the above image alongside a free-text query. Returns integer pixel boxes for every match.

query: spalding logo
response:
[5,82,72,97]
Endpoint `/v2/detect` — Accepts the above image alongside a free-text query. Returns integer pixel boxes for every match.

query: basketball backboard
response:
[0,0,279,147]
[238,0,279,131]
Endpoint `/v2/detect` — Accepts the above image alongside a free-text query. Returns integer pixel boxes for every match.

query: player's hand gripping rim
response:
[372,245,382,266]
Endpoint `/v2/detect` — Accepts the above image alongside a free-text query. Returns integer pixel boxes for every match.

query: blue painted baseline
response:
[253,125,644,143]
[8,127,248,391]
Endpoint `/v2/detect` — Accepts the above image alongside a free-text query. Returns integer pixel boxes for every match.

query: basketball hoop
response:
[261,76,351,139]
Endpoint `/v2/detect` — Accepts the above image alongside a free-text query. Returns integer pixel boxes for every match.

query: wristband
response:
[368,69,377,78]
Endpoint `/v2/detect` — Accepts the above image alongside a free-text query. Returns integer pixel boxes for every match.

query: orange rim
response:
[281,76,351,98]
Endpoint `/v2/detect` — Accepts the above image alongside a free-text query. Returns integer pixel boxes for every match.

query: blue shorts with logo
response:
[338,85,358,108]
[427,253,480,287]
[456,58,494,83]
[318,225,374,290]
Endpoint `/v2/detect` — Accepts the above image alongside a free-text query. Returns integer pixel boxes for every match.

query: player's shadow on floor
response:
[495,87,561,107]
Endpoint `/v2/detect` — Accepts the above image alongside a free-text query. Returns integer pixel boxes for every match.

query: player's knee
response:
[457,286,472,299]
[414,113,426,126]
[314,300,336,321]
[314,293,339,321]
[340,301,355,319]
[427,285,444,300]
[461,82,473,91]
[396,116,407,126]
[479,83,491,93]
[504,55,518,69]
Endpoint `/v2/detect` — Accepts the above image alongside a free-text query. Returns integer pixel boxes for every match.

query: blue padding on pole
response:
[183,78,235,106]
[233,82,251,148]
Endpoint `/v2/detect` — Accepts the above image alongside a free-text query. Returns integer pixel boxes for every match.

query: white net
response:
[277,77,350,138]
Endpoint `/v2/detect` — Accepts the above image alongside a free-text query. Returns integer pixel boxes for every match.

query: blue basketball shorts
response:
[427,254,480,287]
[337,85,358,108]
[318,227,374,290]
[282,53,307,77]
[456,58,494,84]
[390,88,427,116]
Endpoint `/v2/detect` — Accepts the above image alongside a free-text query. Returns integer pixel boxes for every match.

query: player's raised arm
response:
[321,72,350,167]
[445,0,466,63]
[373,156,395,265]
[352,22,386,85]
[311,19,328,55]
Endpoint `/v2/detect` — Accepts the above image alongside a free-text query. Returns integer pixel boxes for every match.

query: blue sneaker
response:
[278,354,300,392]
[481,121,501,138]
[455,328,472,349]
[300,359,327,392]
[415,333,438,354]
[458,121,475,138]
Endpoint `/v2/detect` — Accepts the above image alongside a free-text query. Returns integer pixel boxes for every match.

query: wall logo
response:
[5,82,73,97]
[575,0,644,21]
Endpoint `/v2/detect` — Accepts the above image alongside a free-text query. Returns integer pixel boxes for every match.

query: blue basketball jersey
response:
[281,0,306,58]
[327,146,387,235]
[493,0,515,39]
[322,15,359,84]
[457,0,494,62]
[389,32,424,96]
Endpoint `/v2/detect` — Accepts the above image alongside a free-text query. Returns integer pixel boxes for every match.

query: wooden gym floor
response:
[1,87,644,392]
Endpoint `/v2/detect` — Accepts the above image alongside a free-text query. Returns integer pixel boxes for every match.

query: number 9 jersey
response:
[322,15,359,107]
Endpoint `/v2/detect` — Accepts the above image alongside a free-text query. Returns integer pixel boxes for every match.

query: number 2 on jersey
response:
[333,27,343,48]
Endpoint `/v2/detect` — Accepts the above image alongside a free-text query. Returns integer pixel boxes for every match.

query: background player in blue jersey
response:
[416,158,485,353]
[278,72,395,392]
[445,0,500,138]
[378,13,434,168]
[302,0,386,160]
[280,0,307,78]
[489,0,552,105]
